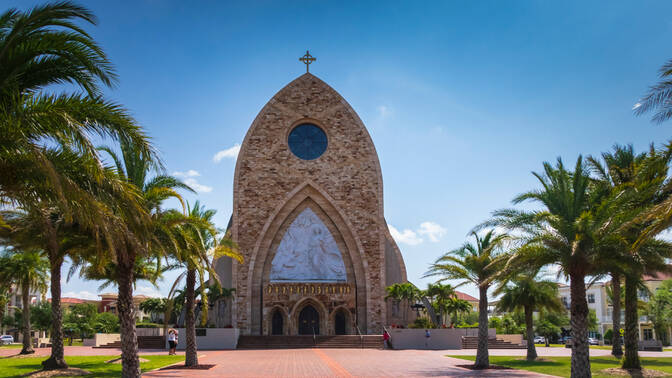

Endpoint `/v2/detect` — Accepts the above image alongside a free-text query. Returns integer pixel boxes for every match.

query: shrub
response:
[136,322,161,328]
[409,317,433,329]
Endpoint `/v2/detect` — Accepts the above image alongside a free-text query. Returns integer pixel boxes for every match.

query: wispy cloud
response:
[172,169,200,178]
[173,170,212,193]
[389,221,447,245]
[377,105,392,118]
[213,143,241,163]
[135,286,162,298]
[388,225,423,246]
[62,290,98,300]
[417,221,447,242]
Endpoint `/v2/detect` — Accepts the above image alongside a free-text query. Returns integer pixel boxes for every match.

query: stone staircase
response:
[461,336,526,349]
[237,335,382,349]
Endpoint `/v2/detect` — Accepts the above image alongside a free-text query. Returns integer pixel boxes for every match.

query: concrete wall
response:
[387,328,496,350]
[136,328,164,336]
[497,334,524,345]
[169,328,239,350]
[84,333,120,347]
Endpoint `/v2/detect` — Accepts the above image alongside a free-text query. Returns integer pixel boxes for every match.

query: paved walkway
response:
[142,349,552,377]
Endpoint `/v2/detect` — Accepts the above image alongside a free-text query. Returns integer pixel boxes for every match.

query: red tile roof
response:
[48,297,86,304]
[455,291,478,302]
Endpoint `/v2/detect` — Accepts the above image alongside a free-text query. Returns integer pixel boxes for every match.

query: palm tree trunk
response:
[20,283,34,354]
[42,253,67,370]
[117,254,140,378]
[622,274,641,369]
[525,305,537,361]
[611,273,622,358]
[474,285,489,369]
[569,272,591,378]
[185,268,198,367]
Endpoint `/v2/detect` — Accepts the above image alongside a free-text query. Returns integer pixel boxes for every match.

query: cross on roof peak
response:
[299,50,316,73]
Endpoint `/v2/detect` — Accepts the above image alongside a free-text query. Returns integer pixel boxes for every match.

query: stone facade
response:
[216,73,407,335]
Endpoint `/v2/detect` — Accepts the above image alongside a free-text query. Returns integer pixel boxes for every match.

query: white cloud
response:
[417,221,447,242]
[135,286,162,298]
[213,144,241,163]
[389,225,423,246]
[62,291,98,300]
[172,169,200,178]
[183,178,212,193]
[377,105,392,118]
[173,169,212,193]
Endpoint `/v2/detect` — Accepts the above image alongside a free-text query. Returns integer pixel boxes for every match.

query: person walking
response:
[167,329,178,355]
[383,330,390,349]
[424,329,431,348]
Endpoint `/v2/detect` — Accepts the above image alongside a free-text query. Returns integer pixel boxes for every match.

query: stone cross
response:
[299,50,316,73]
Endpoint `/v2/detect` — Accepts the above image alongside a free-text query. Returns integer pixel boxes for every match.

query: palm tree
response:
[494,270,563,361]
[0,249,49,354]
[425,230,508,369]
[96,140,189,377]
[169,202,242,367]
[591,145,672,369]
[485,157,604,377]
[1,2,154,371]
[385,282,421,326]
[444,297,472,326]
[587,144,646,358]
[424,283,456,326]
[634,58,672,123]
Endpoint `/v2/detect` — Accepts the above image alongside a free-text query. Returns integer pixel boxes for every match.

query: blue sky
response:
[14,0,672,300]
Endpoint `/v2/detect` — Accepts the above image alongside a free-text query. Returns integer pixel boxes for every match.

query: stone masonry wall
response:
[231,73,388,334]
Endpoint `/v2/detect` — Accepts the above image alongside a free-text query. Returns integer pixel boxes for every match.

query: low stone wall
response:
[169,328,239,350]
[387,328,496,350]
[497,334,524,345]
[87,333,120,347]
[137,328,164,336]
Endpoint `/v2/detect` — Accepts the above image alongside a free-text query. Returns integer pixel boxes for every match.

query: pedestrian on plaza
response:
[424,329,430,348]
[383,329,390,349]
[168,328,178,355]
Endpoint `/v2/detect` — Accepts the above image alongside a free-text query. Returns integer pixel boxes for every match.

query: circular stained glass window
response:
[288,123,327,160]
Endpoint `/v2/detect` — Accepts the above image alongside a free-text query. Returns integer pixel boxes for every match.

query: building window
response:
[644,329,653,341]
[587,294,595,304]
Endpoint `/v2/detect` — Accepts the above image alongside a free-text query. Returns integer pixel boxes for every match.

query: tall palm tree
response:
[1,2,154,371]
[97,140,189,377]
[485,157,605,377]
[494,270,563,361]
[0,249,49,354]
[587,144,646,358]
[591,145,672,369]
[425,230,508,369]
[169,202,242,367]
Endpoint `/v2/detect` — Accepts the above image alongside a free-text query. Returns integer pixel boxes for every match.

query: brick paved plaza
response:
[142,348,548,377]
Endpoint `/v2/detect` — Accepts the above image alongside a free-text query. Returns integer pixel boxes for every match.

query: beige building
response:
[557,272,672,342]
[214,69,408,336]
[98,293,152,322]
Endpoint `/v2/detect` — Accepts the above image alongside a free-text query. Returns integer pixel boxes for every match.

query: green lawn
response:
[447,355,672,378]
[0,355,184,377]
[537,343,614,350]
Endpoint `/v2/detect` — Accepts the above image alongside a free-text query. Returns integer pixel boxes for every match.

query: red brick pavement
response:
[142,349,554,377]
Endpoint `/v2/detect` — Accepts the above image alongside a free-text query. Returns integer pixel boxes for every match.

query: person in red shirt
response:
[383,330,390,349]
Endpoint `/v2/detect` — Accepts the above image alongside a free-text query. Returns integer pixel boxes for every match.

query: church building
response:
[215,54,407,336]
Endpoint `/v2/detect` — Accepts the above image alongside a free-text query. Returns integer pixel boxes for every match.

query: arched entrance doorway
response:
[271,310,283,335]
[334,310,347,335]
[298,305,319,335]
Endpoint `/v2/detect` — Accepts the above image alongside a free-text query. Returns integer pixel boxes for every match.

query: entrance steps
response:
[237,335,382,349]
[461,336,526,349]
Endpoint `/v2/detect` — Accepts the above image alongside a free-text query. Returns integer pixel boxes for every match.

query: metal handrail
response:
[356,325,363,348]
[312,326,316,345]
